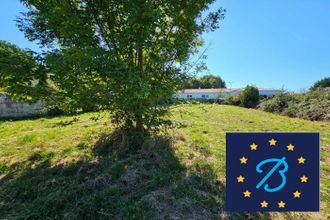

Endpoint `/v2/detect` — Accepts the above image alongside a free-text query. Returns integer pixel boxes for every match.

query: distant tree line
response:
[181,74,226,89]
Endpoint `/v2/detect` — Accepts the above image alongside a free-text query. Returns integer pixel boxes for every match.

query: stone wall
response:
[0,94,43,118]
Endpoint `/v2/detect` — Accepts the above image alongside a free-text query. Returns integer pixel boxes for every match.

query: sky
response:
[0,1,329,91]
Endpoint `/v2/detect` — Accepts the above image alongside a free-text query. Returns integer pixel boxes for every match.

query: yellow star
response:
[293,190,301,198]
[300,175,308,183]
[297,156,306,164]
[250,143,258,150]
[269,138,277,146]
[237,175,245,183]
[286,144,295,151]
[278,201,286,208]
[243,190,251,198]
[240,156,248,164]
[260,200,268,208]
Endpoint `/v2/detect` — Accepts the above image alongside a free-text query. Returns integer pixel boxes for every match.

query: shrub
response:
[293,89,330,121]
[239,85,259,108]
[310,77,330,91]
[225,94,241,106]
[258,92,300,113]
[258,89,330,121]
[187,99,201,105]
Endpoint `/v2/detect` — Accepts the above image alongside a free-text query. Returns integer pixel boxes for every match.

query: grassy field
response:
[0,104,329,219]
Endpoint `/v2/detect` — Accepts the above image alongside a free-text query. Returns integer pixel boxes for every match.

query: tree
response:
[181,74,226,89]
[310,77,330,90]
[0,1,225,135]
[0,40,48,102]
[199,74,226,88]
[191,78,201,89]
[0,40,101,113]
[239,85,259,108]
[181,76,200,89]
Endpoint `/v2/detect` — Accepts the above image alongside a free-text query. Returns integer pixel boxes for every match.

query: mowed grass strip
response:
[0,104,329,219]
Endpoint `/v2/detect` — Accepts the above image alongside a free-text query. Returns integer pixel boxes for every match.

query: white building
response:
[173,88,281,100]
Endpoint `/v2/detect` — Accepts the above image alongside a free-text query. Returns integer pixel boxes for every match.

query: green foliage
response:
[0,40,48,102]
[2,0,225,132]
[0,162,9,174]
[0,87,6,94]
[199,74,226,88]
[225,86,260,108]
[310,77,330,91]
[239,85,259,108]
[225,94,241,106]
[182,74,226,89]
[258,89,330,121]
[258,92,299,113]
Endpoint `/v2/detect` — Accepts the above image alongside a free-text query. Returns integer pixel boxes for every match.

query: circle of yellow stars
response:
[236,138,308,209]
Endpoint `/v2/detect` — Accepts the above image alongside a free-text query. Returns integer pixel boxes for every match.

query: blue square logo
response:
[226,132,319,211]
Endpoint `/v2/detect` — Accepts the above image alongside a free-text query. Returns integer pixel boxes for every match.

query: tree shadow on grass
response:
[0,130,271,219]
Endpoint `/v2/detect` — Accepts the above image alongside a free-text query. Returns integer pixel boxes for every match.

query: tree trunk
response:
[135,114,145,133]
[137,48,143,70]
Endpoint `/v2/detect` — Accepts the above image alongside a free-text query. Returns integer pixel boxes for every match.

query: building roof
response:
[176,88,280,94]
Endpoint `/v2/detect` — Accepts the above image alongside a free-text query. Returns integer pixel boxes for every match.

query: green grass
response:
[0,104,329,219]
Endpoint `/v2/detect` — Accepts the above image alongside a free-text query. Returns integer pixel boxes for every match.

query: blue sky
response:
[1,1,329,91]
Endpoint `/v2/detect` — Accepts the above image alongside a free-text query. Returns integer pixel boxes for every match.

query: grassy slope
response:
[0,104,329,219]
